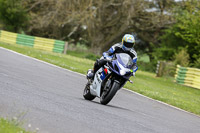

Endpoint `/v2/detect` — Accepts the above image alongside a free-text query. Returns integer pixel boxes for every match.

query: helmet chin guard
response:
[122,45,131,51]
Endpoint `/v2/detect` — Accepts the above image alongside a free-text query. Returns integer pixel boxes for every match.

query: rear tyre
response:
[100,81,120,105]
[83,82,96,101]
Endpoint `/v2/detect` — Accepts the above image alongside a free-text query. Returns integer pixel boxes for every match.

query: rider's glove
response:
[133,65,138,73]
[105,56,112,61]
[103,53,113,61]
[130,69,135,77]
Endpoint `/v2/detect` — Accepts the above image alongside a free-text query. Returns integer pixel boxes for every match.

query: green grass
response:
[127,72,200,115]
[0,118,30,133]
[67,50,100,61]
[1,43,200,115]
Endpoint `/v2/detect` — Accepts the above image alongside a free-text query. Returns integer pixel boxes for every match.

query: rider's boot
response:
[86,69,94,80]
[86,59,99,80]
[87,59,105,80]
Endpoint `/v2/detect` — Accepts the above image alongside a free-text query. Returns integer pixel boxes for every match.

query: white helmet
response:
[122,34,135,51]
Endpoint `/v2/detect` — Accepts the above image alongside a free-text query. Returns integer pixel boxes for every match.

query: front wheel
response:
[83,82,96,101]
[100,81,120,105]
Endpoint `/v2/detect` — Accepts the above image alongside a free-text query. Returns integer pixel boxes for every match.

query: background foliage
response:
[0,0,28,32]
[154,0,200,67]
[0,0,199,69]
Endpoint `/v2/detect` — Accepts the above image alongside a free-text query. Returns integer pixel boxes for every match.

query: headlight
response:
[120,70,126,76]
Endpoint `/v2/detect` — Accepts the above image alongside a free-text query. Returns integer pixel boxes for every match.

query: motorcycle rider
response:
[87,34,138,79]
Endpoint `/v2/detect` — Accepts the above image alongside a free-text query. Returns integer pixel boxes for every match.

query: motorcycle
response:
[83,53,134,105]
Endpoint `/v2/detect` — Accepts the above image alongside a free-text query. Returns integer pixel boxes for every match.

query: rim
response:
[101,87,109,100]
[101,80,112,100]
[84,84,90,95]
[101,92,106,100]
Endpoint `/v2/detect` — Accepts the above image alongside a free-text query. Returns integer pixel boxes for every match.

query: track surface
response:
[0,47,200,133]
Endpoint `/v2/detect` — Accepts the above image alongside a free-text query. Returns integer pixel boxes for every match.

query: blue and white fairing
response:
[89,53,134,98]
[109,53,134,79]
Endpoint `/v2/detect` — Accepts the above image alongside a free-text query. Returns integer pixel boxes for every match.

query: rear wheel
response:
[83,82,96,101]
[100,81,120,105]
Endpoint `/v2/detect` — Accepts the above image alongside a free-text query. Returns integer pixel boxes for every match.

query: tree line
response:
[0,0,199,68]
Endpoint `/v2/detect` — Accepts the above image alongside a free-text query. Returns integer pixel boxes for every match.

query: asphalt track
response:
[0,47,200,133]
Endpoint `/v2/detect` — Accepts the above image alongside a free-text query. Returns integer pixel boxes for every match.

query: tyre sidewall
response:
[100,81,119,105]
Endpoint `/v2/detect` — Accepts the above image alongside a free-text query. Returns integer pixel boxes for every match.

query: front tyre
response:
[83,82,96,101]
[100,81,120,105]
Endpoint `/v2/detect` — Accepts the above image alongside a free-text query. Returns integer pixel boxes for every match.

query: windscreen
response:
[117,53,133,68]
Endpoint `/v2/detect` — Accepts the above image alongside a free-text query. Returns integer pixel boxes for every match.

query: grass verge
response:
[0,43,200,115]
[0,118,30,133]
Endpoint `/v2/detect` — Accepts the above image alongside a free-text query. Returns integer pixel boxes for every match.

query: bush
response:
[193,58,200,68]
[173,49,190,67]
[152,46,175,61]
[137,61,157,73]
[162,61,176,77]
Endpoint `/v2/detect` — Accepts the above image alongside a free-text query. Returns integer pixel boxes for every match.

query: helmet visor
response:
[123,41,134,48]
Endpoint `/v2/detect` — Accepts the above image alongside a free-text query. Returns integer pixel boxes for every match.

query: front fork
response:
[100,73,127,96]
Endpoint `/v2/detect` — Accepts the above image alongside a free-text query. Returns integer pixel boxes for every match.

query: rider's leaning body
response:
[87,34,138,79]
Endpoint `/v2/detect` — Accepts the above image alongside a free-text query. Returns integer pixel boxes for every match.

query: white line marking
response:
[0,46,199,118]
[123,89,200,117]
[0,47,85,77]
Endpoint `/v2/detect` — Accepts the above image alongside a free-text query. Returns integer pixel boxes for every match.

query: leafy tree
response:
[193,58,200,68]
[86,0,176,56]
[26,0,176,56]
[156,0,200,64]
[26,0,95,44]
[131,0,176,60]
[0,0,28,32]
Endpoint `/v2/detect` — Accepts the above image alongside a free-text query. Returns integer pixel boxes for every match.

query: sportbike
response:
[83,53,134,105]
